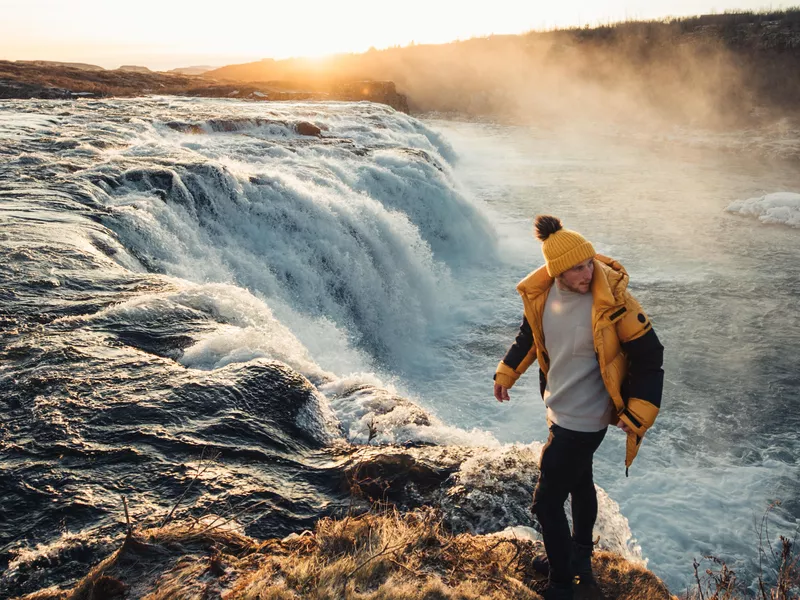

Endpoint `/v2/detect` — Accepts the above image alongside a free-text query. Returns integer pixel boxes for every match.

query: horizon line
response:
[3,6,796,72]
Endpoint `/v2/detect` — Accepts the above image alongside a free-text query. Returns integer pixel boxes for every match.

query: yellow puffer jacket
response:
[494,255,664,473]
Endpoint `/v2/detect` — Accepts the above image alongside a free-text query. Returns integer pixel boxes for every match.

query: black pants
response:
[532,423,607,584]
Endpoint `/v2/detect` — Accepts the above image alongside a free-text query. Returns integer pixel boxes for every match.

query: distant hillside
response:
[0,60,408,111]
[167,65,215,75]
[14,60,104,72]
[206,9,800,126]
[118,65,152,73]
[7,10,800,125]
[0,60,201,99]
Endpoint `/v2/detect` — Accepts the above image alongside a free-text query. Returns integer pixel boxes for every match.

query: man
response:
[493,215,664,600]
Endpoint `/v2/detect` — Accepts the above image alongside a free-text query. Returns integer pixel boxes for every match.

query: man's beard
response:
[558,278,591,294]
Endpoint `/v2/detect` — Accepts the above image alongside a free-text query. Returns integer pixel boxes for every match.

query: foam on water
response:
[726,191,800,228]
[6,529,117,578]
[0,111,60,140]
[320,376,501,448]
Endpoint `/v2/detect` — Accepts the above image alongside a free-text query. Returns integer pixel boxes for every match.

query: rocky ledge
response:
[0,61,409,112]
[15,509,674,600]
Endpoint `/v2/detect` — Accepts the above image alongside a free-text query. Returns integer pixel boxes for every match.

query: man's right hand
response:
[494,383,510,402]
[616,421,633,434]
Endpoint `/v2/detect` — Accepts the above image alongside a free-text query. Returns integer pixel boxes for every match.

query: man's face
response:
[557,258,594,294]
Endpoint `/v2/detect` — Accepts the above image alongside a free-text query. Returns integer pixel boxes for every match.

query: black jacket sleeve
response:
[621,328,664,411]
[502,315,534,371]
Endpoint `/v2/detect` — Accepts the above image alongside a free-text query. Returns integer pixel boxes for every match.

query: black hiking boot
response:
[531,542,596,585]
[542,581,574,600]
[572,541,596,586]
[531,552,551,577]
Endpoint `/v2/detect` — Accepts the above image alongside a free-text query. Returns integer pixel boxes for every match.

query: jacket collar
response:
[516,264,552,299]
[516,254,629,310]
[591,254,629,309]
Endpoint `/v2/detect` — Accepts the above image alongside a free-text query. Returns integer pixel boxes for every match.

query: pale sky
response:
[0,0,792,70]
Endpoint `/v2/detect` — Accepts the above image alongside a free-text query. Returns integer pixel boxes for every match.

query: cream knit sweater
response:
[542,283,614,432]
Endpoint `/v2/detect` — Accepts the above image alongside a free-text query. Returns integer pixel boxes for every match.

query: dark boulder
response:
[333,81,410,113]
[295,121,322,136]
[342,443,541,534]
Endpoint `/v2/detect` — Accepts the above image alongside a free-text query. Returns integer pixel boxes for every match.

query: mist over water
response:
[1,97,798,595]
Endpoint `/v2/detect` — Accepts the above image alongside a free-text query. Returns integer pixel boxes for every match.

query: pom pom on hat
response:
[533,214,596,277]
[534,215,563,241]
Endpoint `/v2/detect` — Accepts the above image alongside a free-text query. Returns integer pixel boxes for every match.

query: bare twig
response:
[196,499,270,536]
[693,558,706,600]
[775,535,798,600]
[766,502,781,563]
[487,537,513,552]
[505,540,523,571]
[755,501,786,600]
[389,557,420,577]
[340,537,412,598]
[161,447,219,528]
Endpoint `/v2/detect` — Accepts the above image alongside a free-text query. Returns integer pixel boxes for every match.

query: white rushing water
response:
[726,192,800,228]
[2,98,798,593]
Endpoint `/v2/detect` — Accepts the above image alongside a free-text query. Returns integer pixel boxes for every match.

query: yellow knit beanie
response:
[534,215,596,277]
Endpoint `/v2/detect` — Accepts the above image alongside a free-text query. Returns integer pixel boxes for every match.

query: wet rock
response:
[343,443,541,535]
[295,121,322,136]
[344,446,457,502]
[0,79,74,99]
[165,121,205,134]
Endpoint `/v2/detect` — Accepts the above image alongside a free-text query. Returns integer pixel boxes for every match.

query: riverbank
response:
[0,61,409,112]
[14,508,674,600]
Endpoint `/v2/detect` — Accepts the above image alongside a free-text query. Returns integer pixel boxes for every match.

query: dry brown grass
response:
[16,507,676,600]
[0,60,203,97]
[682,537,800,600]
